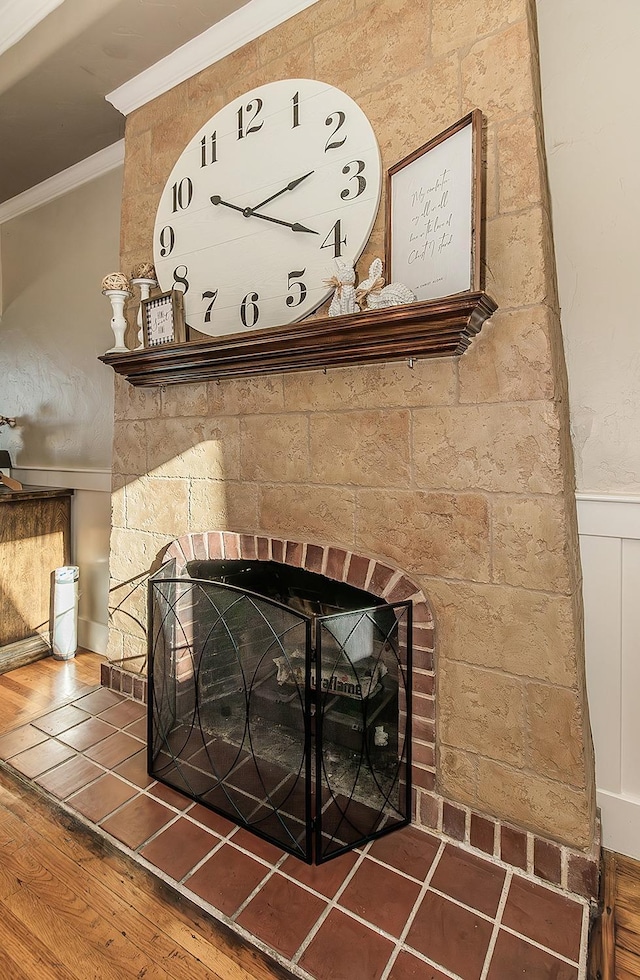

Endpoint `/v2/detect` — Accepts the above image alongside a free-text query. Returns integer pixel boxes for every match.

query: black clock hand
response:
[249,171,314,214]
[210,195,318,234]
[210,196,248,216]
[251,212,318,234]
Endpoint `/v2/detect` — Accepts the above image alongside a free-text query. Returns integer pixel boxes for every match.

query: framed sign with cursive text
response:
[385,110,483,303]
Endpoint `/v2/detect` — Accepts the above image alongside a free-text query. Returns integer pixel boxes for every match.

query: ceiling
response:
[0,0,249,205]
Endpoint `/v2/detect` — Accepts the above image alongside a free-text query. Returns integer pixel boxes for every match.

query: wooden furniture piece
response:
[100,292,497,387]
[0,484,73,672]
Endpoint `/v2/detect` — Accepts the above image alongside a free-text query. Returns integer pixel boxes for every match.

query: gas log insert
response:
[148,558,412,864]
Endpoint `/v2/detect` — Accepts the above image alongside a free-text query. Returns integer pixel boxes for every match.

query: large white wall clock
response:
[153,78,382,338]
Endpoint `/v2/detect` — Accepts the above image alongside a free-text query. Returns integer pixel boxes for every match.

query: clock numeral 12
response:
[240,292,259,327]
[291,92,300,128]
[237,99,263,139]
[172,177,193,212]
[321,220,347,258]
[200,133,217,167]
[286,269,307,308]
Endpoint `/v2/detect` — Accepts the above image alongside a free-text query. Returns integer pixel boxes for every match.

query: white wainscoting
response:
[577,493,640,859]
[12,466,111,656]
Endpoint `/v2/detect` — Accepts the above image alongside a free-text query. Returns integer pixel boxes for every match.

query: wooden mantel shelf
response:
[100,290,497,387]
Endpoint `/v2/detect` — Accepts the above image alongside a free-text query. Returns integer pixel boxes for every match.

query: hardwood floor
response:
[0,652,622,979]
[0,650,101,730]
[588,850,640,980]
[0,653,290,980]
[602,852,640,980]
[610,851,640,979]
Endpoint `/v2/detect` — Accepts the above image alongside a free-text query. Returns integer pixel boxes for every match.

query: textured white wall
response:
[537,0,640,494]
[0,166,122,653]
[0,167,121,469]
[538,0,640,857]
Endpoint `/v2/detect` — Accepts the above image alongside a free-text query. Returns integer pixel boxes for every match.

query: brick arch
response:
[163,530,437,819]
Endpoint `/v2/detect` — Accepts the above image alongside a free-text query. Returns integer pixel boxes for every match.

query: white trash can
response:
[52,565,79,661]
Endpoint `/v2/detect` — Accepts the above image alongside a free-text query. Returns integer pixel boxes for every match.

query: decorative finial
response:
[130,262,156,281]
[101,272,131,293]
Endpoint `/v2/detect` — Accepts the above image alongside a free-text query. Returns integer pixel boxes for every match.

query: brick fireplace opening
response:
[149,533,414,864]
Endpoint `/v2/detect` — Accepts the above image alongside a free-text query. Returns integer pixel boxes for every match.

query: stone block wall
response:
[109,0,597,854]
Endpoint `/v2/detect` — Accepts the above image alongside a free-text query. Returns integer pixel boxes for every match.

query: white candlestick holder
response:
[131,277,158,349]
[103,289,131,353]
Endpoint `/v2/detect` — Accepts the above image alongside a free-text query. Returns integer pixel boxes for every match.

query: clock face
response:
[153,78,382,338]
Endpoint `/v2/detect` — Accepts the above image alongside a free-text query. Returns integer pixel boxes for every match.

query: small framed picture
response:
[385,110,483,303]
[141,290,186,347]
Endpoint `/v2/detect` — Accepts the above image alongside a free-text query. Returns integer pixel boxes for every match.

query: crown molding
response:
[0,140,124,225]
[0,0,65,57]
[106,0,321,116]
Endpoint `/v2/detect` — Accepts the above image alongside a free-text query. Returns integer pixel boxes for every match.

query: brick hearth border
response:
[101,529,601,903]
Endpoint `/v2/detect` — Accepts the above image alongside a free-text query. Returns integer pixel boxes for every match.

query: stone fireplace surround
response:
[106,0,601,910]
[104,529,599,902]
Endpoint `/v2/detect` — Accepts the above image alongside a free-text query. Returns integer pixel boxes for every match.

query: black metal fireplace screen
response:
[148,558,412,864]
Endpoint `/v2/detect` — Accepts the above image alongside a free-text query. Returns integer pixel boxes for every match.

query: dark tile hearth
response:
[237,874,327,959]
[487,930,579,980]
[84,730,142,768]
[339,858,422,938]
[0,688,590,980]
[406,891,494,980]
[430,844,505,918]
[56,716,117,750]
[140,816,220,880]
[187,844,270,917]
[32,703,90,736]
[70,772,138,822]
[10,737,76,778]
[299,908,395,980]
[100,793,175,849]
